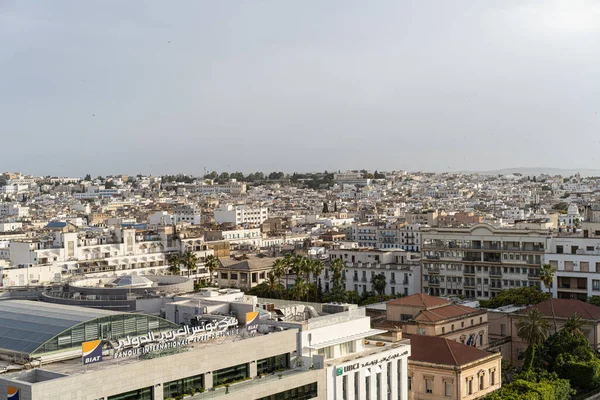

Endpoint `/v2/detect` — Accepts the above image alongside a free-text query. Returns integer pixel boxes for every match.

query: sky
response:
[1,0,599,177]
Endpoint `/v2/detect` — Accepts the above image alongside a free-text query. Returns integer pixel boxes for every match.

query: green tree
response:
[479,287,550,309]
[371,273,387,301]
[322,202,329,213]
[182,251,198,278]
[517,309,550,348]
[168,254,182,276]
[538,263,557,331]
[204,255,219,285]
[328,258,347,302]
[333,202,338,212]
[84,174,92,181]
[291,276,308,301]
[562,313,585,338]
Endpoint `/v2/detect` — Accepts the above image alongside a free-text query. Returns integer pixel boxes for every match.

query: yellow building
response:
[408,335,502,400]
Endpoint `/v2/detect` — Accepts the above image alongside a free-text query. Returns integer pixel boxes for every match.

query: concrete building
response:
[333,171,371,187]
[405,210,438,226]
[214,204,269,226]
[173,204,202,225]
[0,300,411,400]
[196,181,246,195]
[328,248,420,297]
[0,203,29,218]
[421,224,547,300]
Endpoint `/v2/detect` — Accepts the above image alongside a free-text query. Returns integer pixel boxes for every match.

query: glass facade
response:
[256,382,318,400]
[108,386,153,400]
[163,374,204,398]
[213,363,249,386]
[257,353,289,375]
[36,314,178,355]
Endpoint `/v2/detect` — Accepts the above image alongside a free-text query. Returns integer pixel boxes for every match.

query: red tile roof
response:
[520,299,600,320]
[413,304,483,323]
[387,293,450,309]
[409,335,497,366]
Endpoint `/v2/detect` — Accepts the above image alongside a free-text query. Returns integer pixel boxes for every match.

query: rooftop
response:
[409,335,498,366]
[386,293,451,309]
[520,298,600,320]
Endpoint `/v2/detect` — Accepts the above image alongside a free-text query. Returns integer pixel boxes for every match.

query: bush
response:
[561,358,600,391]
[486,371,573,400]
[479,287,549,309]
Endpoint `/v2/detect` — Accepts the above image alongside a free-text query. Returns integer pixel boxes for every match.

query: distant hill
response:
[456,167,600,177]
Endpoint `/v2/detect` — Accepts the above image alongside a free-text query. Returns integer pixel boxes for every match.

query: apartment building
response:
[328,248,421,297]
[174,204,202,225]
[214,204,269,226]
[421,224,548,300]
[545,234,600,301]
[333,171,371,186]
[0,203,29,218]
[196,180,246,195]
[405,210,438,226]
[349,223,422,252]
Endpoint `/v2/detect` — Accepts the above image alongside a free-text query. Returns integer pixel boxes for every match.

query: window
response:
[442,327,445,334]
[342,375,348,400]
[108,387,153,400]
[366,374,371,400]
[490,370,495,385]
[257,354,289,375]
[418,328,426,335]
[451,324,454,331]
[425,378,433,394]
[594,280,600,291]
[467,379,472,395]
[444,382,452,397]
[355,371,360,397]
[557,245,564,254]
[213,363,248,386]
[479,374,484,390]
[256,383,318,400]
[376,373,382,400]
[163,375,204,399]
[408,376,412,391]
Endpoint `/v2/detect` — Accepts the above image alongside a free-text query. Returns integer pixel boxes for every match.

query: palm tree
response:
[272,258,286,289]
[371,273,387,301]
[329,258,346,302]
[204,255,219,285]
[168,254,182,276]
[292,276,308,301]
[517,308,550,347]
[562,313,585,338]
[312,260,324,301]
[539,263,557,331]
[183,251,198,278]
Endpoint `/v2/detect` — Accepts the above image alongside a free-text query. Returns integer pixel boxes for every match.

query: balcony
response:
[428,269,440,275]
[353,277,359,282]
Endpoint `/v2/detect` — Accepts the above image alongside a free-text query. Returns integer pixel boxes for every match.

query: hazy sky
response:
[1,1,599,177]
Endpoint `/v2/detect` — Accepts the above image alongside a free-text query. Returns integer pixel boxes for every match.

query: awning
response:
[306,329,387,349]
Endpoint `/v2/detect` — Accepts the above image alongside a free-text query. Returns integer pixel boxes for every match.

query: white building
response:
[148,211,173,226]
[328,248,421,296]
[0,203,29,218]
[214,204,269,226]
[174,204,202,225]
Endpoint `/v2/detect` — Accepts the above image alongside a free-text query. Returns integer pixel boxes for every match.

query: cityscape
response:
[1,169,600,399]
[3,0,600,399]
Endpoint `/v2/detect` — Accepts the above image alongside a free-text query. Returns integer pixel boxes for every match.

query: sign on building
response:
[82,340,103,365]
[8,386,20,400]
[246,311,259,332]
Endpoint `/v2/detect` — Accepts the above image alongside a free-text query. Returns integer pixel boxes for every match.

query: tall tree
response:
[182,251,198,278]
[329,258,346,302]
[371,273,387,301]
[517,309,550,347]
[168,254,182,276]
[562,313,585,338]
[292,276,308,301]
[333,202,338,212]
[204,255,219,285]
[539,263,557,331]
[322,202,329,213]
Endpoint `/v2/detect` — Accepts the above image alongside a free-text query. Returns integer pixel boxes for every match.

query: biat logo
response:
[246,311,259,332]
[7,386,20,400]
[82,340,103,365]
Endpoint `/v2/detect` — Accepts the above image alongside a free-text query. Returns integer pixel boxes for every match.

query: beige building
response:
[421,224,548,300]
[380,293,489,349]
[408,335,502,400]
[217,255,280,290]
